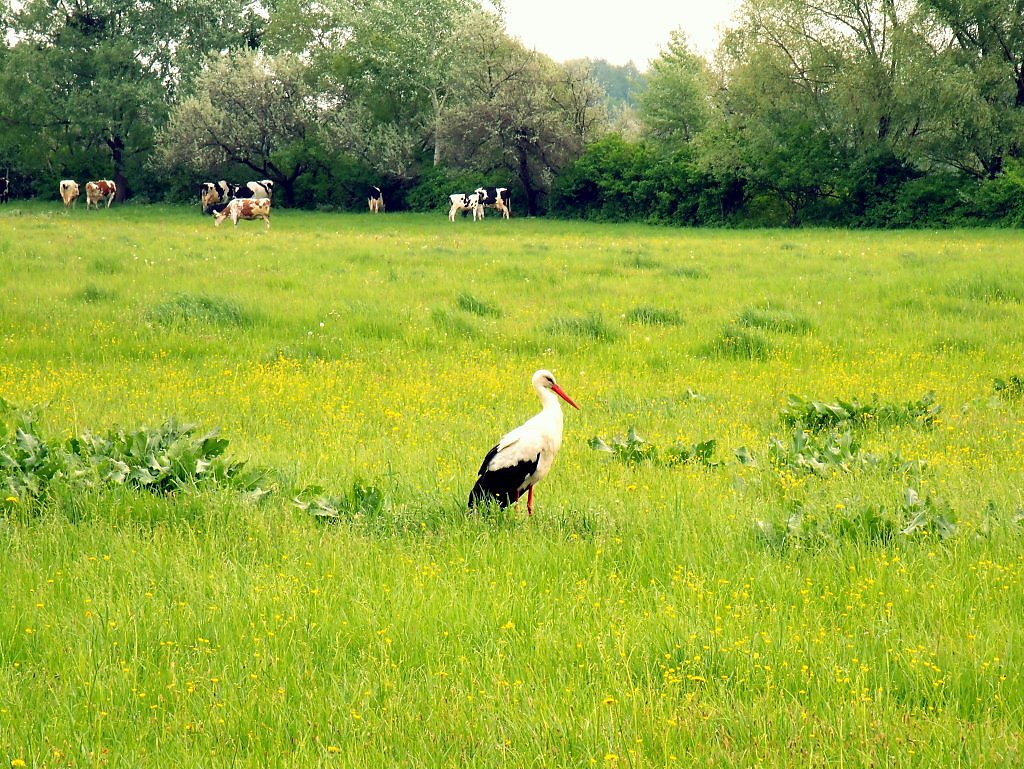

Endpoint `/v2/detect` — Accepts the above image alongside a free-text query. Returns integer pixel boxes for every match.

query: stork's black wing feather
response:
[468,450,541,510]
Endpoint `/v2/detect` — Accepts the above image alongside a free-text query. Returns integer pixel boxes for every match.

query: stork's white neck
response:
[535,383,564,417]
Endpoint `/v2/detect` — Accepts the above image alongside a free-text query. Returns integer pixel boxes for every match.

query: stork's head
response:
[532,369,580,410]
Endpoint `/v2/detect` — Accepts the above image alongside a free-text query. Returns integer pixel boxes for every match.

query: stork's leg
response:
[527,486,534,516]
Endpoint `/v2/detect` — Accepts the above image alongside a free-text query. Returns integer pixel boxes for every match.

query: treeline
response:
[2,0,1024,227]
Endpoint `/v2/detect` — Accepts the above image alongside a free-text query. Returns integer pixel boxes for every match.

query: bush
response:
[549,136,722,225]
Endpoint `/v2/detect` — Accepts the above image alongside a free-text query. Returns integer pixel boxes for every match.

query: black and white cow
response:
[368,185,385,213]
[448,192,482,222]
[0,174,9,204]
[232,180,274,200]
[200,181,232,214]
[474,187,511,219]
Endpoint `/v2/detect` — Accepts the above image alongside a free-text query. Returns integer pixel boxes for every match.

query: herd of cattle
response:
[11,176,513,226]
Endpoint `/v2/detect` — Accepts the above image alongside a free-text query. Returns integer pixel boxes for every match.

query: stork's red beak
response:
[551,384,580,410]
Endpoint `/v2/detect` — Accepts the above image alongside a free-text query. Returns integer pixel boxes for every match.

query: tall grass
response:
[0,203,1022,767]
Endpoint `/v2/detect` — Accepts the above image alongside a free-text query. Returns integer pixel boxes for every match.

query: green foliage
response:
[993,375,1024,400]
[0,400,67,500]
[293,480,387,521]
[899,487,957,540]
[625,305,682,326]
[768,428,862,477]
[637,30,710,148]
[947,277,1024,304]
[590,426,719,468]
[547,313,616,342]
[67,418,262,494]
[738,305,812,335]
[780,393,941,432]
[701,324,773,360]
[431,308,476,338]
[147,293,251,327]
[0,402,269,507]
[580,58,645,110]
[754,504,897,550]
[754,487,956,550]
[549,136,721,224]
[456,293,502,318]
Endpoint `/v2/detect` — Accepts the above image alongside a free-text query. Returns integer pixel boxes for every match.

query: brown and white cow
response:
[85,180,116,209]
[60,180,80,208]
[213,197,271,229]
[368,185,384,213]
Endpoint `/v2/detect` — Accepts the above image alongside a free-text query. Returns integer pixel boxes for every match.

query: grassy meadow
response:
[0,202,1022,767]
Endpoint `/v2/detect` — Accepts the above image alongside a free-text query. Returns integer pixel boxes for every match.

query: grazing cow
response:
[213,197,271,229]
[0,175,9,204]
[474,187,511,219]
[200,180,232,214]
[85,180,116,209]
[368,185,385,213]
[448,192,482,222]
[59,180,80,208]
[231,180,274,200]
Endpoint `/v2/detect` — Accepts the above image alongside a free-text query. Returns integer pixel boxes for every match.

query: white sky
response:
[502,0,745,68]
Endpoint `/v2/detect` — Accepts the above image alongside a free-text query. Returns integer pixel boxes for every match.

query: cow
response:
[59,180,80,208]
[231,180,274,200]
[474,187,511,219]
[213,197,271,229]
[200,180,232,214]
[0,175,9,204]
[448,192,482,222]
[85,180,116,209]
[368,185,385,213]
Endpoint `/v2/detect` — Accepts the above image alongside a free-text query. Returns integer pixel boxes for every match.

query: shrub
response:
[738,305,812,334]
[457,293,502,318]
[147,294,250,327]
[589,426,718,468]
[780,393,940,432]
[626,305,682,326]
[701,324,773,360]
[547,313,616,341]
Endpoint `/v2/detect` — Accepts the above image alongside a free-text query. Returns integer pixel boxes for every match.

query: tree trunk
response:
[279,178,295,207]
[517,143,538,216]
[107,134,128,201]
[432,91,444,167]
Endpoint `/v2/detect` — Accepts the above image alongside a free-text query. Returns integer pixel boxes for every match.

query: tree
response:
[637,30,712,149]
[0,0,266,197]
[695,0,933,222]
[915,0,1024,176]
[325,0,503,169]
[441,32,608,215]
[154,51,322,206]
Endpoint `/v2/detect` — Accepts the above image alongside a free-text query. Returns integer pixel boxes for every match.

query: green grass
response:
[1,202,1023,767]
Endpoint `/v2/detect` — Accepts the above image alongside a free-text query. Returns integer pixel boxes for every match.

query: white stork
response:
[468,369,580,515]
